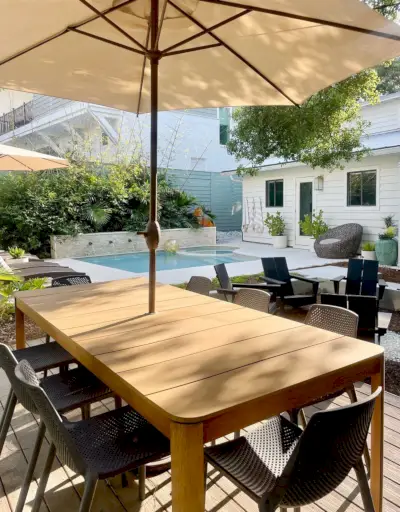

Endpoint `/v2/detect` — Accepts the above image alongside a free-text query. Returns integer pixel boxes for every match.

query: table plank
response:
[148,337,383,422]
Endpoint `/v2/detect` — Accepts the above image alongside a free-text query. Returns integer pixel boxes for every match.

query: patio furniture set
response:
[1,260,383,511]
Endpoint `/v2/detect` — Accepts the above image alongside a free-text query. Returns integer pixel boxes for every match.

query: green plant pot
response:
[375,239,398,266]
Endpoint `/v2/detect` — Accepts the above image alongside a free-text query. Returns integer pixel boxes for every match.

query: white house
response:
[224,92,400,249]
[0,92,239,172]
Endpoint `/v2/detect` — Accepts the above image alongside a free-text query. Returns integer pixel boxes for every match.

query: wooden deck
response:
[0,340,399,511]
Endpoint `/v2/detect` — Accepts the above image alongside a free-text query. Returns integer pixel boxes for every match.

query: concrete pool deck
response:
[52,239,344,284]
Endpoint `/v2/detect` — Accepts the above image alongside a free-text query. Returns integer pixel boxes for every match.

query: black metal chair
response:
[0,344,112,512]
[261,257,319,309]
[15,360,170,512]
[205,388,380,512]
[214,263,279,302]
[331,259,386,300]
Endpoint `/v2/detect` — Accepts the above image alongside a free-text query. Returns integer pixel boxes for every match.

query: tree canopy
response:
[228,1,399,175]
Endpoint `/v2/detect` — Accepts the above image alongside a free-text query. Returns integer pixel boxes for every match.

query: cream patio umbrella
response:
[1,0,399,312]
[0,144,69,171]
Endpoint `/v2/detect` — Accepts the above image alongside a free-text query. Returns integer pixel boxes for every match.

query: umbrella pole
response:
[147,0,160,314]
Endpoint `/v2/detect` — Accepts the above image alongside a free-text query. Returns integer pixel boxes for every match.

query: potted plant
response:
[361,242,376,261]
[7,246,28,262]
[264,211,287,249]
[298,210,328,251]
[375,216,398,265]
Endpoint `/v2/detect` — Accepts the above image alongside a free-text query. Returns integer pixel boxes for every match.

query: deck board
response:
[0,342,399,512]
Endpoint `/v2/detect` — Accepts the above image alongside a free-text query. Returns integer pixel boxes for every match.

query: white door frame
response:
[295,177,315,247]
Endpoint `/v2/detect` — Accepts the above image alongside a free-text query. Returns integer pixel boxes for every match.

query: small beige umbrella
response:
[1,0,399,313]
[0,144,69,171]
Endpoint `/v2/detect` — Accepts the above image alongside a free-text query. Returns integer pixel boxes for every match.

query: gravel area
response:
[380,331,400,396]
[0,317,45,346]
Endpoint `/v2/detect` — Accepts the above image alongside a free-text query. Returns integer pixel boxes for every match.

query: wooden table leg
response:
[171,422,205,512]
[15,303,25,349]
[370,357,384,512]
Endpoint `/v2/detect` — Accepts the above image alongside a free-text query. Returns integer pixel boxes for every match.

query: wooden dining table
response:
[15,277,385,512]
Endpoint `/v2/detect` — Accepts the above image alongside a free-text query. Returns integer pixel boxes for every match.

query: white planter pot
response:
[361,250,376,261]
[272,235,287,249]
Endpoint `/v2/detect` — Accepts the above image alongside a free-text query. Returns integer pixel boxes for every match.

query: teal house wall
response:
[167,169,242,232]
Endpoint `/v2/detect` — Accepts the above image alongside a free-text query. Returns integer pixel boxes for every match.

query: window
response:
[219,107,230,145]
[347,170,376,206]
[101,130,109,146]
[266,180,284,207]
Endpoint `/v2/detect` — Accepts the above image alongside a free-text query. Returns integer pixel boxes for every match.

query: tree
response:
[376,58,400,94]
[228,2,397,175]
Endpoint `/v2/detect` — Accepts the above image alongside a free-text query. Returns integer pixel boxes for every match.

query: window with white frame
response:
[219,107,230,145]
[347,170,377,206]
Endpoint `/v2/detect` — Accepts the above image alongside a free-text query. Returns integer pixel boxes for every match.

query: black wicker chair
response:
[314,223,363,259]
[261,257,319,309]
[214,263,280,302]
[0,344,112,512]
[205,388,381,512]
[331,259,386,300]
[15,360,170,512]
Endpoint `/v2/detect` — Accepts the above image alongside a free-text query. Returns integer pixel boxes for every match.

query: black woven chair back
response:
[261,257,293,296]
[52,274,91,287]
[0,344,38,414]
[345,259,378,297]
[15,360,87,475]
[271,387,381,508]
[214,264,232,290]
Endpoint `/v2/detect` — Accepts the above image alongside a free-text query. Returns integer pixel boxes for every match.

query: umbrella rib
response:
[168,0,298,106]
[0,0,140,68]
[161,9,250,54]
[164,43,222,56]
[77,0,147,51]
[7,156,32,171]
[200,0,400,42]
[69,28,145,55]
[137,25,151,116]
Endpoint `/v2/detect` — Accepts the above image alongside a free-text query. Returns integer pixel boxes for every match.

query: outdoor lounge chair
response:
[0,256,80,280]
[205,388,380,512]
[15,360,170,511]
[0,344,113,511]
[214,263,280,302]
[261,257,319,309]
[314,223,363,259]
[331,258,386,300]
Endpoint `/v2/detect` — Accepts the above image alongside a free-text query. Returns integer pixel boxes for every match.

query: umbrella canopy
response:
[1,0,399,313]
[0,144,69,171]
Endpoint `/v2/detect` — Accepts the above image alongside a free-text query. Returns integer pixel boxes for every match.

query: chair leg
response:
[45,333,50,343]
[0,391,17,455]
[299,409,307,429]
[138,465,146,501]
[233,431,240,439]
[347,386,371,473]
[81,404,90,420]
[32,443,56,512]
[289,409,299,426]
[79,473,98,512]
[354,459,375,512]
[114,395,122,409]
[15,423,46,512]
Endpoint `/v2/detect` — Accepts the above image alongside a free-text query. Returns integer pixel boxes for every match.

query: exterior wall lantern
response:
[314,175,324,191]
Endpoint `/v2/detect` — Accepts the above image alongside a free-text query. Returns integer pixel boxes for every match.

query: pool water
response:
[79,246,256,273]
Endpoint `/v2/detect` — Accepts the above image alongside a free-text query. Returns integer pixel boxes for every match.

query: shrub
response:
[8,247,25,259]
[0,276,46,321]
[362,242,375,251]
[264,211,285,236]
[299,210,328,240]
[0,163,202,256]
[379,226,396,240]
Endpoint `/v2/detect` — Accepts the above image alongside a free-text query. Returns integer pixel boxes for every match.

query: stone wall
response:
[51,228,216,258]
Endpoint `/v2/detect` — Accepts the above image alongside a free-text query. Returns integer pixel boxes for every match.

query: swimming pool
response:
[79,246,256,273]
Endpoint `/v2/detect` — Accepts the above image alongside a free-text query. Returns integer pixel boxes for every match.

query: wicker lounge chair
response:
[314,223,363,259]
[205,388,380,512]
[0,255,83,281]
[186,276,212,296]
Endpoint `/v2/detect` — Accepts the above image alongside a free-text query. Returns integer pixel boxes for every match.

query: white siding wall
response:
[243,154,400,248]
[363,101,400,134]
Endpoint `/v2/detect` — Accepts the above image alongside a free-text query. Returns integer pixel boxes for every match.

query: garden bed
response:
[0,317,45,346]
